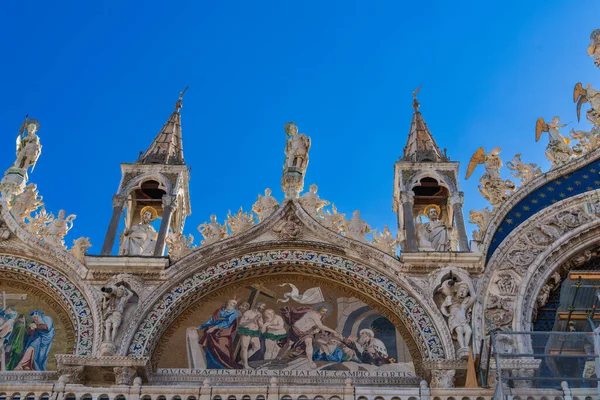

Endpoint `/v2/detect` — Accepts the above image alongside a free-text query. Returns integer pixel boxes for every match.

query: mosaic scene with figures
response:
[155,278,415,375]
[0,284,72,372]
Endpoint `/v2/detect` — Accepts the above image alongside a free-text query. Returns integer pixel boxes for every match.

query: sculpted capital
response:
[400,191,415,205]
[449,192,464,206]
[162,194,178,210]
[112,194,127,209]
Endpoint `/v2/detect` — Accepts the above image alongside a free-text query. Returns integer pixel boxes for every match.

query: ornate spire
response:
[138,87,188,165]
[402,87,448,162]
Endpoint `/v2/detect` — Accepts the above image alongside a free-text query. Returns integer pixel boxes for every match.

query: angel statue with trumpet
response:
[535,116,573,169]
[466,147,515,208]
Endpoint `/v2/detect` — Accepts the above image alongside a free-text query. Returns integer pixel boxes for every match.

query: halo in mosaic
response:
[128,250,446,360]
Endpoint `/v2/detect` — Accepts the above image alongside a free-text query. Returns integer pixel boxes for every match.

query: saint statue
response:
[119,206,158,256]
[101,284,134,343]
[251,188,279,222]
[284,122,311,172]
[416,204,451,251]
[298,184,329,219]
[341,210,371,243]
[13,118,42,172]
[438,279,475,359]
[198,215,228,246]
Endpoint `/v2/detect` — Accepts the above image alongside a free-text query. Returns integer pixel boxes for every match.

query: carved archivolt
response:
[125,249,453,364]
[474,191,600,348]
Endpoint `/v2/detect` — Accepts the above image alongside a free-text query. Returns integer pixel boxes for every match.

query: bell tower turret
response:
[393,90,469,252]
[100,88,192,256]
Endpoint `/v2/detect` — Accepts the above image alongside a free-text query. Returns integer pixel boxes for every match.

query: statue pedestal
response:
[0,167,27,199]
[282,168,304,199]
[457,347,470,360]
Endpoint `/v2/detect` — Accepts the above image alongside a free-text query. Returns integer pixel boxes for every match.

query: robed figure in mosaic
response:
[13,310,55,371]
[197,299,240,369]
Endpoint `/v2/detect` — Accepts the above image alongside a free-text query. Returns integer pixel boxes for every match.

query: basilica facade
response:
[0,30,600,400]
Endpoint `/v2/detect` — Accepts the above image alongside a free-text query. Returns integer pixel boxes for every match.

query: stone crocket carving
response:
[466,147,515,208]
[571,128,600,155]
[69,237,91,263]
[198,215,228,246]
[226,207,255,236]
[252,188,279,222]
[371,225,401,256]
[574,82,600,127]
[9,183,43,224]
[536,117,574,169]
[166,232,194,261]
[506,154,542,188]
[320,203,345,233]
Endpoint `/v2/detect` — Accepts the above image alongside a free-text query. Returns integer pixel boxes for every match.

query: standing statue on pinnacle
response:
[281,122,311,199]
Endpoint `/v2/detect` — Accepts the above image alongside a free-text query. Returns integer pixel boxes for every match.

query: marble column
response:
[401,191,417,251]
[154,194,177,256]
[450,192,469,252]
[101,194,127,255]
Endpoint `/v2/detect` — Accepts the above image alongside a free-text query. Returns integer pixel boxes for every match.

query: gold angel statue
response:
[466,147,515,208]
[535,117,573,169]
[573,82,600,126]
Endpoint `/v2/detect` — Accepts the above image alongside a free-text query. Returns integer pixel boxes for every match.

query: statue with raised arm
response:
[588,29,600,69]
[536,116,574,169]
[341,210,371,243]
[198,214,228,246]
[284,122,311,172]
[101,283,134,344]
[251,188,279,222]
[416,204,451,252]
[42,209,76,249]
[466,147,515,208]
[438,279,475,359]
[119,206,158,256]
[13,118,42,172]
[299,184,329,219]
[574,82,600,127]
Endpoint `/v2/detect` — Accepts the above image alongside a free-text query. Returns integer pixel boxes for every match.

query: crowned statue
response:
[119,206,159,256]
[416,204,451,252]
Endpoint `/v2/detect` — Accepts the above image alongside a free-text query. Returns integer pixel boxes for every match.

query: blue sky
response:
[0,1,599,253]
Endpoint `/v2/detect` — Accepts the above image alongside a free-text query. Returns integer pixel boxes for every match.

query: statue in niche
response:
[416,204,451,251]
[341,210,371,243]
[42,209,76,249]
[299,184,329,219]
[13,118,42,172]
[284,122,311,172]
[10,183,43,223]
[252,188,279,222]
[100,283,134,352]
[535,117,574,169]
[198,214,228,246]
[119,206,158,256]
[438,279,475,359]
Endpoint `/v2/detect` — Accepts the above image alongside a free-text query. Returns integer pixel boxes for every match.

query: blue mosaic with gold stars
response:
[487,158,600,262]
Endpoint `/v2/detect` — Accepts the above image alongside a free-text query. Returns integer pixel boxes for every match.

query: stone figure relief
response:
[341,210,371,243]
[68,237,92,263]
[13,118,42,172]
[485,294,514,332]
[166,232,195,261]
[495,273,518,295]
[535,116,574,169]
[119,206,158,256]
[251,188,279,222]
[298,184,329,219]
[589,29,600,69]
[9,183,43,224]
[416,204,451,252]
[283,122,311,172]
[198,214,228,246]
[533,271,562,319]
[573,82,600,127]
[506,154,542,188]
[371,225,401,256]
[41,210,76,249]
[438,279,475,359]
[226,207,255,236]
[272,214,302,240]
[100,283,134,355]
[466,147,515,208]
[468,207,493,242]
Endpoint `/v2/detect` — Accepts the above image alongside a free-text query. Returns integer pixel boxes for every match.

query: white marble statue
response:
[320,203,345,232]
[299,184,329,219]
[119,206,158,256]
[226,207,255,236]
[251,188,279,222]
[198,214,228,246]
[13,118,42,172]
[166,232,194,260]
[42,209,76,249]
[371,225,401,256]
[536,116,574,169]
[101,284,134,343]
[284,122,311,172]
[506,154,542,187]
[466,147,516,208]
[69,237,92,263]
[10,183,43,223]
[417,205,451,252]
[341,210,371,243]
[588,29,600,69]
[574,82,600,127]
[439,279,475,359]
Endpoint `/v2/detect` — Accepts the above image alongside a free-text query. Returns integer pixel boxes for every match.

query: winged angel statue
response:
[535,116,573,168]
[466,147,515,208]
[573,82,600,127]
